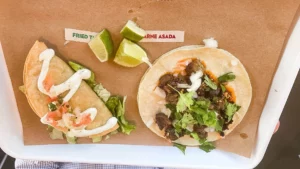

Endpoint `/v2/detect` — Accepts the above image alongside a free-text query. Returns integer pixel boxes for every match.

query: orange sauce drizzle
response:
[225,85,236,102]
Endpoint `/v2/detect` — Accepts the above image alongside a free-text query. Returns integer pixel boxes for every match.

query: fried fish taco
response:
[22,41,119,140]
[138,39,252,146]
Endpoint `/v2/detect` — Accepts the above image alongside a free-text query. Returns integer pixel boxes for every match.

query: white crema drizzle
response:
[38,49,117,137]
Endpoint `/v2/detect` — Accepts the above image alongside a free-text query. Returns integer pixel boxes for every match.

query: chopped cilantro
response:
[225,102,241,122]
[202,110,217,127]
[218,72,236,83]
[173,143,186,154]
[166,104,176,113]
[220,84,226,92]
[167,85,195,112]
[193,113,204,125]
[47,102,57,112]
[204,75,217,90]
[190,132,206,144]
[195,98,210,109]
[176,91,195,112]
[173,113,196,131]
[180,113,196,129]
[199,142,215,153]
[215,118,224,132]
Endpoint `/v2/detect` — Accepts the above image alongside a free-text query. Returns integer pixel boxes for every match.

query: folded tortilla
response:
[23,41,118,137]
[137,46,252,146]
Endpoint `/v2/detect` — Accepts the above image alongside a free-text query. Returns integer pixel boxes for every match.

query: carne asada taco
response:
[138,39,252,146]
[22,41,119,140]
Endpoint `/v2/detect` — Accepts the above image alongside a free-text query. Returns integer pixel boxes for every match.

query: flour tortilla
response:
[23,41,118,137]
[137,45,252,146]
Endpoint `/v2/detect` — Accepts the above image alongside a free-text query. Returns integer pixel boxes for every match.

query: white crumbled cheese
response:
[231,60,238,66]
[203,38,218,48]
[153,87,166,98]
[187,71,203,92]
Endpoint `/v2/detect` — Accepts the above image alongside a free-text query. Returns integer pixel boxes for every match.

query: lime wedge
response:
[120,20,146,42]
[88,29,113,62]
[114,39,152,67]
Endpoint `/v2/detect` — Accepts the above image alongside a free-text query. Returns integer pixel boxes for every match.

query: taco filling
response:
[155,58,240,142]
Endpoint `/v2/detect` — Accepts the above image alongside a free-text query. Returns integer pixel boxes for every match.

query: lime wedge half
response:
[120,20,146,42]
[88,29,113,62]
[114,39,152,67]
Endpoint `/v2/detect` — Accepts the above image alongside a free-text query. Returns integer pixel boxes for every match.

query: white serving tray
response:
[0,18,299,169]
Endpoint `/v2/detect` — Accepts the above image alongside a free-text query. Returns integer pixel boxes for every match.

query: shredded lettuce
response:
[110,130,119,135]
[91,136,102,143]
[93,84,111,102]
[199,142,215,153]
[19,85,26,94]
[173,143,186,154]
[49,128,64,140]
[66,135,77,144]
[104,135,110,140]
[106,96,136,135]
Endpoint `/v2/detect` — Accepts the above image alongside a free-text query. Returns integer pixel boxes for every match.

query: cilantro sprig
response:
[204,75,217,90]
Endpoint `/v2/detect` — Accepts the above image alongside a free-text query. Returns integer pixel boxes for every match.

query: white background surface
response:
[0,18,299,169]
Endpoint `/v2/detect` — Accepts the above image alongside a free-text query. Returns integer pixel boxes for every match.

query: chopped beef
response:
[209,87,221,97]
[222,119,233,131]
[209,98,225,111]
[220,132,225,137]
[193,124,208,139]
[162,85,173,94]
[196,83,206,96]
[165,126,180,141]
[175,74,188,84]
[223,92,231,100]
[215,99,225,111]
[158,73,174,88]
[166,93,179,105]
[185,59,204,76]
[155,113,171,130]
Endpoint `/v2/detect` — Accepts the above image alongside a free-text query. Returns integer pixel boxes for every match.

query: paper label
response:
[65,28,184,43]
[65,28,98,43]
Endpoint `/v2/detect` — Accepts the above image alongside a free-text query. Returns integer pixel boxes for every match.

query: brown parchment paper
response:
[0,0,299,157]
